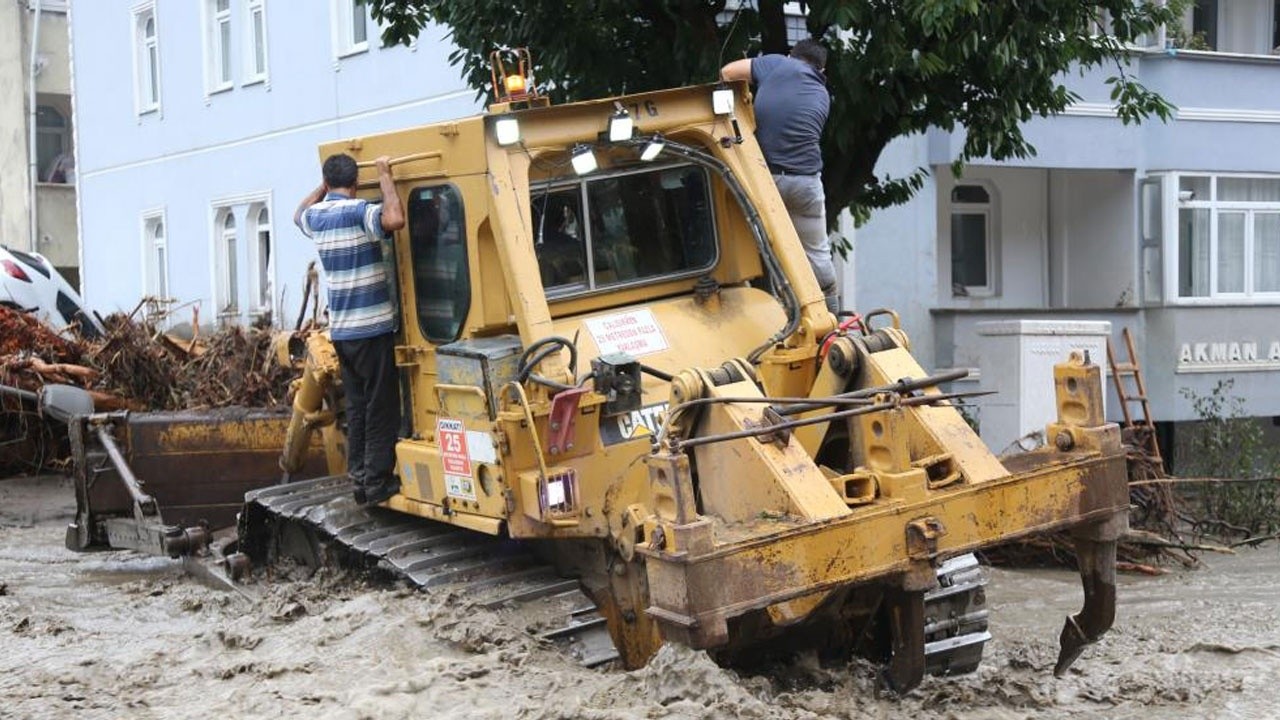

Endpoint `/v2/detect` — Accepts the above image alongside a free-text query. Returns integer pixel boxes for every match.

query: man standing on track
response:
[295,153,406,505]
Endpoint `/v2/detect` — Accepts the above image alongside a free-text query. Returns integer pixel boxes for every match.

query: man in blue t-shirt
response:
[295,153,406,505]
[721,38,838,313]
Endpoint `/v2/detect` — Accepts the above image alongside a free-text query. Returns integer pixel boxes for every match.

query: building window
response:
[784,14,808,46]
[950,184,995,297]
[142,212,168,304]
[1175,175,1280,300]
[1187,0,1280,54]
[244,0,268,84]
[250,204,273,315]
[134,5,160,113]
[142,208,170,320]
[333,0,369,58]
[36,105,70,183]
[216,210,239,315]
[205,0,233,91]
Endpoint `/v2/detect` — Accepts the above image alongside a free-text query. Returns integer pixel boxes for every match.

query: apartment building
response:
[70,1,477,325]
[2,0,77,285]
[853,2,1280,445]
[70,2,1279,455]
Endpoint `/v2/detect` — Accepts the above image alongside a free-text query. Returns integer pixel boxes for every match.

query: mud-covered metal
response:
[240,474,619,667]
[635,349,1127,687]
[65,408,329,552]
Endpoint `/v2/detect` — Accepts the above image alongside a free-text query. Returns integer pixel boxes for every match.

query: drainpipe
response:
[28,0,44,252]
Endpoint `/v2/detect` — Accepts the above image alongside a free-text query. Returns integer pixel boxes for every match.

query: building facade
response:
[70,2,1279,450]
[70,0,478,327]
[2,0,78,285]
[852,3,1280,445]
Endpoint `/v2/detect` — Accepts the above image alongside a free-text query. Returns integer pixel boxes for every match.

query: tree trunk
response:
[758,0,788,54]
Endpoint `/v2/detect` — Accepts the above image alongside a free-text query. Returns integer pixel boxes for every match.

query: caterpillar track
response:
[236,475,990,674]
[238,475,620,667]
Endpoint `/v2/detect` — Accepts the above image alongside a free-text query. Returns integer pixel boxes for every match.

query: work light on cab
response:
[640,134,665,162]
[608,103,634,143]
[494,116,520,146]
[570,143,598,175]
[712,84,734,115]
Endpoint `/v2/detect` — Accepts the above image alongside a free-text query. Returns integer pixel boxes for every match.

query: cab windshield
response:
[531,162,717,296]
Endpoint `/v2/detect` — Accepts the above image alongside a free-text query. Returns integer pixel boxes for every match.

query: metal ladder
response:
[1106,327,1164,469]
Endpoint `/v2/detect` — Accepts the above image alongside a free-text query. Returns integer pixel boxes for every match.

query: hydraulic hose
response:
[517,336,578,393]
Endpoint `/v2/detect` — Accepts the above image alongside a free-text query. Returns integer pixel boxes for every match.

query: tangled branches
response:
[1,305,299,475]
[2,306,294,412]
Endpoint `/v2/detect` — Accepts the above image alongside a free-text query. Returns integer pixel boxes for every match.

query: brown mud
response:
[2,475,1278,719]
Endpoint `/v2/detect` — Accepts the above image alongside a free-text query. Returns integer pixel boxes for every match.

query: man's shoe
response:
[348,472,368,504]
[359,476,400,506]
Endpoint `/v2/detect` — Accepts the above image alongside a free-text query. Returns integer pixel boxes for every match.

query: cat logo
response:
[601,402,669,446]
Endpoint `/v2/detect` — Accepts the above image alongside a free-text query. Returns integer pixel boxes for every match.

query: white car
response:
[1,245,104,339]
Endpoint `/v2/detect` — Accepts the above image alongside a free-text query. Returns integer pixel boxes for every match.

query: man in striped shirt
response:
[295,153,406,505]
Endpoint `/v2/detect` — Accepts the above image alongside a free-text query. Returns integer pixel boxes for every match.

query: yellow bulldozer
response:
[62,59,1128,691]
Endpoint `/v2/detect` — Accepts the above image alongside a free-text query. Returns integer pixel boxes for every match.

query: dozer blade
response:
[66,408,331,554]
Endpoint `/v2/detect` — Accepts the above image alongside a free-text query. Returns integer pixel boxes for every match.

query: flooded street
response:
[2,474,1278,719]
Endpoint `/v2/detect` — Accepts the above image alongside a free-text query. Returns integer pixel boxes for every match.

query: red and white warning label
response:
[583,308,669,357]
[438,418,472,476]
[437,418,476,501]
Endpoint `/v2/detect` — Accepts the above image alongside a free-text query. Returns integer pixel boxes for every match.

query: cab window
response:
[531,162,716,296]
[408,185,469,343]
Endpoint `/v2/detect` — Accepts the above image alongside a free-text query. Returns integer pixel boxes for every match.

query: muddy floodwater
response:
[2,475,1279,719]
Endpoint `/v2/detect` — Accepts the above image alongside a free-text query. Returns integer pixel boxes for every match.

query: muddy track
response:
[2,474,1279,719]
[241,474,620,668]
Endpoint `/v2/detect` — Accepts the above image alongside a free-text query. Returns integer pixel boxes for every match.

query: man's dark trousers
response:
[334,331,400,486]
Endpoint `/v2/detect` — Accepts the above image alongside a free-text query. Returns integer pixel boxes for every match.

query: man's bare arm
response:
[720,58,752,83]
[294,183,327,231]
[376,156,406,233]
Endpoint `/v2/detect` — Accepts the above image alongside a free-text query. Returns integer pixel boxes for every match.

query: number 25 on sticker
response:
[437,418,472,477]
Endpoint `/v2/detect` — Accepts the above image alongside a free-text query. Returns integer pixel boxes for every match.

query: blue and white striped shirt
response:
[299,193,396,341]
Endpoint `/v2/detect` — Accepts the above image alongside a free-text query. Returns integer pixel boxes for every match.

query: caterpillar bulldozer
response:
[62,60,1128,692]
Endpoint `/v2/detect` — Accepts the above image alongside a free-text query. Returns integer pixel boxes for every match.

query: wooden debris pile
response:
[180,322,293,408]
[2,305,299,474]
[89,314,182,410]
[0,305,81,363]
[1,305,294,412]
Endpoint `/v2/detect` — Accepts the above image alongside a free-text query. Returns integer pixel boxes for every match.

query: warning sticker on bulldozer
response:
[583,308,669,357]
[438,419,472,475]
[445,474,477,501]
[438,418,476,500]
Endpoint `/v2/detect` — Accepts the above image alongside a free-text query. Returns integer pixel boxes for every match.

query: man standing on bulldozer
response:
[721,38,838,313]
[295,153,406,505]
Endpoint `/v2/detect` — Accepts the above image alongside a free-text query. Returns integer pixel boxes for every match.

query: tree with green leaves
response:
[369,1,1180,227]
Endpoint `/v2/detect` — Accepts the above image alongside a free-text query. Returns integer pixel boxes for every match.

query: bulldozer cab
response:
[320,81,832,471]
